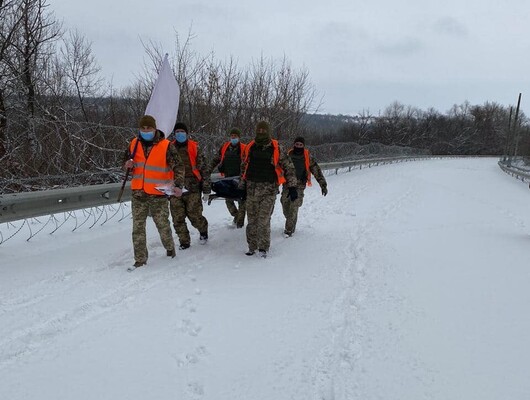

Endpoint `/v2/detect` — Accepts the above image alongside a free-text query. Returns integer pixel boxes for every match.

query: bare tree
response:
[136,30,317,142]
[1,0,61,166]
[8,0,62,116]
[60,29,103,122]
[0,0,24,152]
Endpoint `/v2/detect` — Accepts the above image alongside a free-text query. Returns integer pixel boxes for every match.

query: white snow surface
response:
[1,158,530,400]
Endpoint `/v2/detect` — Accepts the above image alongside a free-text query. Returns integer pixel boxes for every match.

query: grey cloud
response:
[433,17,468,37]
[315,21,372,58]
[375,37,424,56]
[320,22,370,41]
[178,2,247,20]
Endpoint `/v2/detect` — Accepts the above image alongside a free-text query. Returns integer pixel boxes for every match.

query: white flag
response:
[145,54,180,135]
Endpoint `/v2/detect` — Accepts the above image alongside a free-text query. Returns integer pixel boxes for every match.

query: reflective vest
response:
[219,142,246,177]
[185,140,202,181]
[242,139,286,185]
[130,138,173,195]
[288,148,312,187]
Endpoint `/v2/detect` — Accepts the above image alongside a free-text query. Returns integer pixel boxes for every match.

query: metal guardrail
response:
[321,155,432,173]
[0,155,433,225]
[498,160,530,185]
[0,183,131,224]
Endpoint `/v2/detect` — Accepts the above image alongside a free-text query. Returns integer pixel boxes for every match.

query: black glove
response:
[241,189,247,202]
[288,187,298,202]
[321,186,328,196]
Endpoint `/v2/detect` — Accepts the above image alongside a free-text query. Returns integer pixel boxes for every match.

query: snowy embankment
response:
[1,158,529,400]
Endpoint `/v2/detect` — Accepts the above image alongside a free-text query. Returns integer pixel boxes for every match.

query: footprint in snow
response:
[180,318,202,337]
[180,299,197,313]
[186,381,204,398]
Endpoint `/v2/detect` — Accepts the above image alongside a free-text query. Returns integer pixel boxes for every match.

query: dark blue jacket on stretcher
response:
[211,177,246,200]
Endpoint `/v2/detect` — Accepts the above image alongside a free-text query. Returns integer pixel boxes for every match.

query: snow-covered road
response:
[1,158,529,399]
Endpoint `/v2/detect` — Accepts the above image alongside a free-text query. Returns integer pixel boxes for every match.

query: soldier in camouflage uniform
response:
[240,121,297,258]
[281,136,328,237]
[123,115,185,269]
[210,127,247,228]
[169,122,211,249]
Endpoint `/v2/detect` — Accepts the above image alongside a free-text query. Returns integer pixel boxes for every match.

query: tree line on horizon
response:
[1,0,528,193]
[301,100,529,157]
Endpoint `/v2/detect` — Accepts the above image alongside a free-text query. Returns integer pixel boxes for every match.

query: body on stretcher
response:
[208,177,245,205]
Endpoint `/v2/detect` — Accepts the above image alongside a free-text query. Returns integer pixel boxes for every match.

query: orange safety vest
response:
[186,140,202,181]
[288,148,312,187]
[242,139,286,185]
[219,141,246,177]
[130,138,174,195]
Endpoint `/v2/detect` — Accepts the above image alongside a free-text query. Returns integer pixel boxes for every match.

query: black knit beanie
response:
[174,122,188,133]
[255,121,271,145]
[294,136,305,145]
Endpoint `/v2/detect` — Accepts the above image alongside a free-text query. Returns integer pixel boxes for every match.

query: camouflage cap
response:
[229,127,242,136]
[139,115,156,129]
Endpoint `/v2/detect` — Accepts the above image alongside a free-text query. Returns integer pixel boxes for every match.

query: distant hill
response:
[300,113,360,132]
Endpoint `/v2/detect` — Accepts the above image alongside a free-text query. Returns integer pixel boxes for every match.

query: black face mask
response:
[293,147,304,155]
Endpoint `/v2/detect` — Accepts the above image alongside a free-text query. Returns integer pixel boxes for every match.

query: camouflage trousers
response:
[169,192,208,246]
[131,191,175,264]
[280,184,306,234]
[226,199,246,227]
[245,181,278,252]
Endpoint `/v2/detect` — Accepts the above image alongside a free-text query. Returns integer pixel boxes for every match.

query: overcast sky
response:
[50,0,530,115]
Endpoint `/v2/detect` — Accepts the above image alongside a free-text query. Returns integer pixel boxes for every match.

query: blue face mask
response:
[175,132,187,143]
[140,131,155,141]
[230,138,239,145]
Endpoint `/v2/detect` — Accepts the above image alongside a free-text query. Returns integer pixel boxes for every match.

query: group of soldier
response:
[124,115,328,269]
